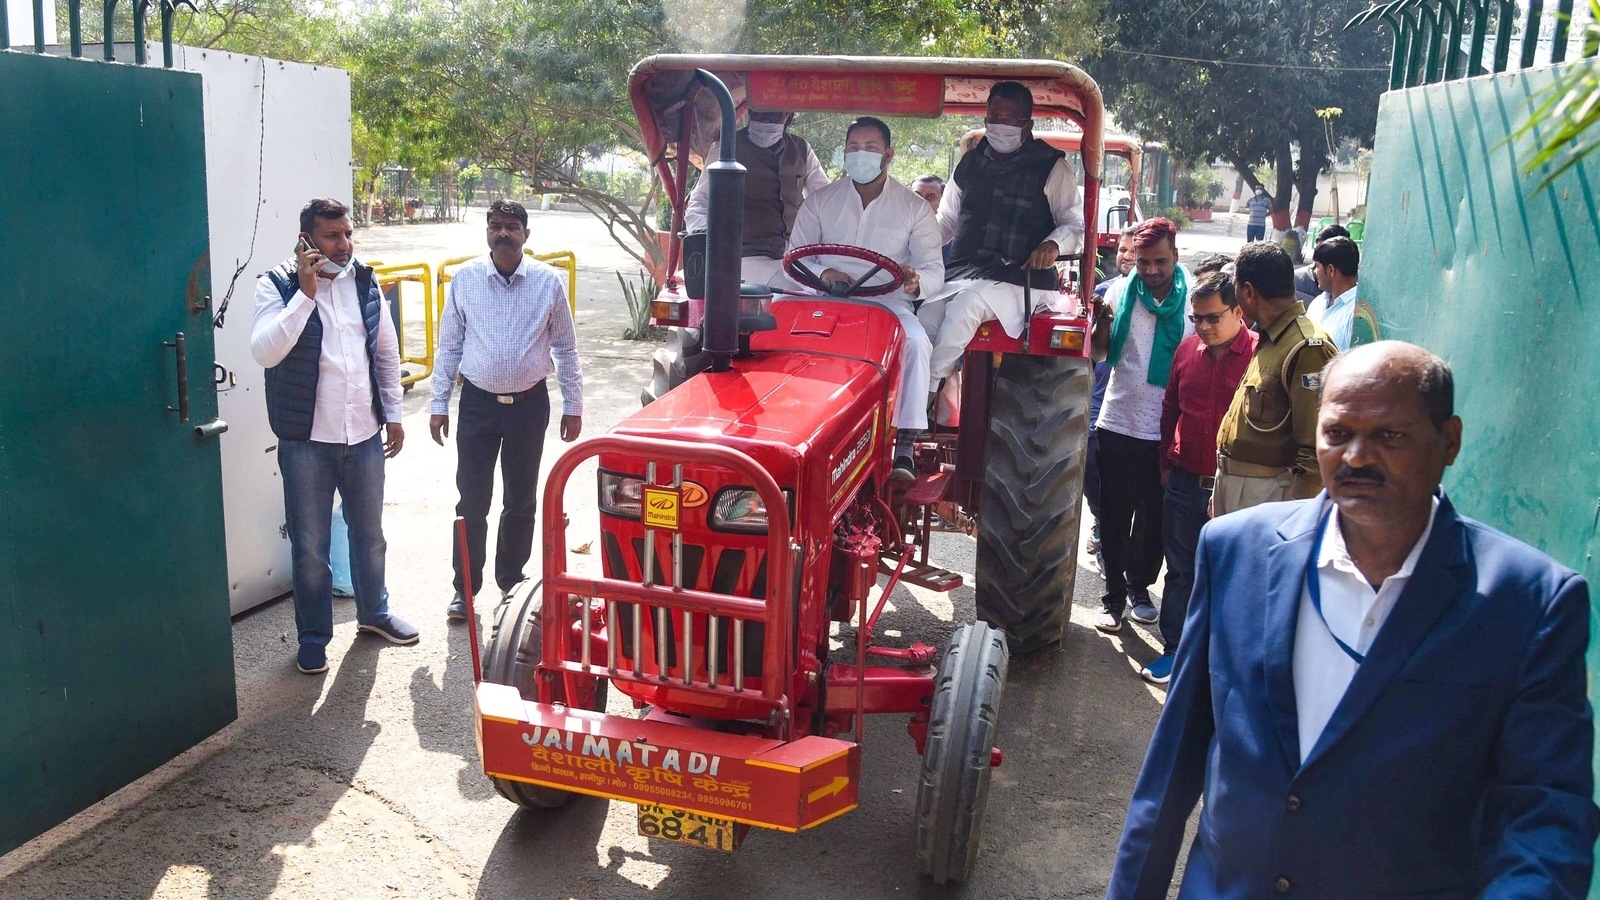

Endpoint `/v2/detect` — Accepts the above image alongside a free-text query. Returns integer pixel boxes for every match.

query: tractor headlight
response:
[710,487,792,534]
[598,471,644,518]
[1050,324,1086,351]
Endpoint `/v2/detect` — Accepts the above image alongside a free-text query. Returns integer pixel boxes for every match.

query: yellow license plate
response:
[635,803,744,852]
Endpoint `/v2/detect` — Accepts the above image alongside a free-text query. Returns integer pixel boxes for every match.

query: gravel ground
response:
[0,209,1193,900]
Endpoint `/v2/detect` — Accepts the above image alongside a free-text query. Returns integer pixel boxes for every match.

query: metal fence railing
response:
[1350,0,1599,89]
[0,0,190,67]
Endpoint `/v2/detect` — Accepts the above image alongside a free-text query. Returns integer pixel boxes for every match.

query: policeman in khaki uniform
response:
[1214,243,1339,515]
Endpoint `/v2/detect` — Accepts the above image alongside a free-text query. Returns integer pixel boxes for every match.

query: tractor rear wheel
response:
[481,580,608,810]
[975,353,1091,654]
[916,620,1009,884]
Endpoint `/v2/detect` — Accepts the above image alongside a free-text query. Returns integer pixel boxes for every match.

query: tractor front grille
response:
[601,531,766,680]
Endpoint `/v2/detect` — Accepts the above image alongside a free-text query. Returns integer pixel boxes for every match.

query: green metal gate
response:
[0,49,234,854]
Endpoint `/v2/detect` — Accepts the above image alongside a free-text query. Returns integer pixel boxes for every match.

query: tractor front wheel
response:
[481,580,608,810]
[975,353,1092,654]
[916,620,1009,884]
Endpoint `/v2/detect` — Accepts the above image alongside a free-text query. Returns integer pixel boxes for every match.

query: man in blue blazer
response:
[1109,341,1599,898]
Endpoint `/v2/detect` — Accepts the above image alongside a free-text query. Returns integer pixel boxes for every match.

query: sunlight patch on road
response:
[904,581,956,622]
[597,800,673,888]
[153,863,213,894]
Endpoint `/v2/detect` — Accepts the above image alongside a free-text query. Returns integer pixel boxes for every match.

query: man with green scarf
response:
[1088,218,1195,634]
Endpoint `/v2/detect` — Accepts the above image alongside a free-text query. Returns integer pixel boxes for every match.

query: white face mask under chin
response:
[986,123,1024,154]
[747,122,785,148]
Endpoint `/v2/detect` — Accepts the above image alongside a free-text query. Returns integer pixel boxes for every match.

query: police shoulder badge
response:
[1302,372,1322,390]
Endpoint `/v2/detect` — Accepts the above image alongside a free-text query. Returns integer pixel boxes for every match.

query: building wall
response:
[1361,65,1600,859]
[179,45,354,614]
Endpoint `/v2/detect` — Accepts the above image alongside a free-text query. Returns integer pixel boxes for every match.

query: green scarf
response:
[1106,267,1188,387]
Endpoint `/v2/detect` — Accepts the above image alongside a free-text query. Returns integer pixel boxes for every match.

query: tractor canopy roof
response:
[629,54,1107,210]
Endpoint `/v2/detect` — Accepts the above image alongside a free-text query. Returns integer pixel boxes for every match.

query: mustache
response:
[1333,464,1386,484]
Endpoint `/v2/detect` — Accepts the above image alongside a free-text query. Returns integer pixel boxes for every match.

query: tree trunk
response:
[1272,141,1295,232]
[1291,146,1326,232]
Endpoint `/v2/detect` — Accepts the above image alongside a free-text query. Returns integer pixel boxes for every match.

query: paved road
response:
[0,210,1182,899]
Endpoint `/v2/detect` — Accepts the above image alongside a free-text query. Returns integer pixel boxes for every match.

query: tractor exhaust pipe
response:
[695,69,745,373]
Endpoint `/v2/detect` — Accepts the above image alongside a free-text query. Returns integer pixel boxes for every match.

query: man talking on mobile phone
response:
[250,197,417,676]
[431,200,583,622]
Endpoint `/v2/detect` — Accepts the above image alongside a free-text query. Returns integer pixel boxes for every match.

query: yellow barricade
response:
[372,261,436,388]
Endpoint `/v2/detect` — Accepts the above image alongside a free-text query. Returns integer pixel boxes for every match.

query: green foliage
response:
[1514,0,1600,193]
[167,0,1113,271]
[1090,0,1388,214]
[459,164,484,207]
[1175,172,1224,208]
[1158,206,1192,228]
[618,270,663,341]
[171,0,338,61]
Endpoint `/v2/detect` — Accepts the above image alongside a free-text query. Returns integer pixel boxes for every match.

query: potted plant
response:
[1176,173,1222,222]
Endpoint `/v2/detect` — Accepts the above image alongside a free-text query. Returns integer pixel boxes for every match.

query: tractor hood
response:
[615,353,888,484]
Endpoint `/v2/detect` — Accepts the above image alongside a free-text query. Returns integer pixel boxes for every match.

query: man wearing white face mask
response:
[685,110,829,284]
[918,81,1086,391]
[786,116,946,480]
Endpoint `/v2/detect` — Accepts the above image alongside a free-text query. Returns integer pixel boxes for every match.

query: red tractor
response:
[471,56,1104,883]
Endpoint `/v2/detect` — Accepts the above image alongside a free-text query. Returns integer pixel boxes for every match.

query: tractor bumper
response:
[476,682,860,831]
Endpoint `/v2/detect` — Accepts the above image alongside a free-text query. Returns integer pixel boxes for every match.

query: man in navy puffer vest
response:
[250,197,418,675]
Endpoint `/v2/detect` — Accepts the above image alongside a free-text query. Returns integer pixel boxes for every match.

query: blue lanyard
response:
[1306,510,1366,665]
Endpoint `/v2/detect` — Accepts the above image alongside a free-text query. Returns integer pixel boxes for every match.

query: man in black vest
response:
[251,198,417,676]
[685,110,829,284]
[918,81,1086,390]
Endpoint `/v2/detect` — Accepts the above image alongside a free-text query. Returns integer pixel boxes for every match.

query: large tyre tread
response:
[976,354,1091,653]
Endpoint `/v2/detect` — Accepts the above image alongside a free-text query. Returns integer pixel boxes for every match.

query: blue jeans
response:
[1246,223,1266,242]
[279,433,391,647]
[1159,468,1212,654]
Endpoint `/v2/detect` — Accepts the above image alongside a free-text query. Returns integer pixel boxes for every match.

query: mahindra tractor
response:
[962,128,1145,279]
[470,55,1104,884]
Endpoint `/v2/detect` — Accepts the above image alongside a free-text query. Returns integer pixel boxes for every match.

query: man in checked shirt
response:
[431,200,584,620]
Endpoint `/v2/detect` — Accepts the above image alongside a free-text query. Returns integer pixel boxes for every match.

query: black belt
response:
[1170,467,1216,491]
[463,378,544,405]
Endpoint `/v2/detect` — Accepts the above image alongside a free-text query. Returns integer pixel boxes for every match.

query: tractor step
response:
[879,554,964,592]
[890,464,954,506]
[476,682,860,832]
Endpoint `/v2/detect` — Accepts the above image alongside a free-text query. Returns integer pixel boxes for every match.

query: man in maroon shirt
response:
[1142,270,1257,684]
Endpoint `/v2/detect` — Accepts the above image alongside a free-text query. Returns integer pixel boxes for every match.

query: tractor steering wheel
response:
[782,243,906,298]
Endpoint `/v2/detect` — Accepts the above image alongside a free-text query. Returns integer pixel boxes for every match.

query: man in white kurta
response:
[917,82,1085,390]
[784,116,944,479]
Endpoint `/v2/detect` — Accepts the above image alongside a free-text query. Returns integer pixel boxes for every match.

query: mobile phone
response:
[298,234,344,275]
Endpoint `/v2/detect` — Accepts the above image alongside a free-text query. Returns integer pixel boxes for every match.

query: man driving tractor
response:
[783,115,945,481]
[919,81,1086,396]
[685,109,829,284]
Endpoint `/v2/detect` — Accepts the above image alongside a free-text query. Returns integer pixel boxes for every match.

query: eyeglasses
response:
[1188,312,1232,325]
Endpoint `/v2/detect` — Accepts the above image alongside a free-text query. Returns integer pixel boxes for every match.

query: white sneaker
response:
[1094,611,1122,634]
